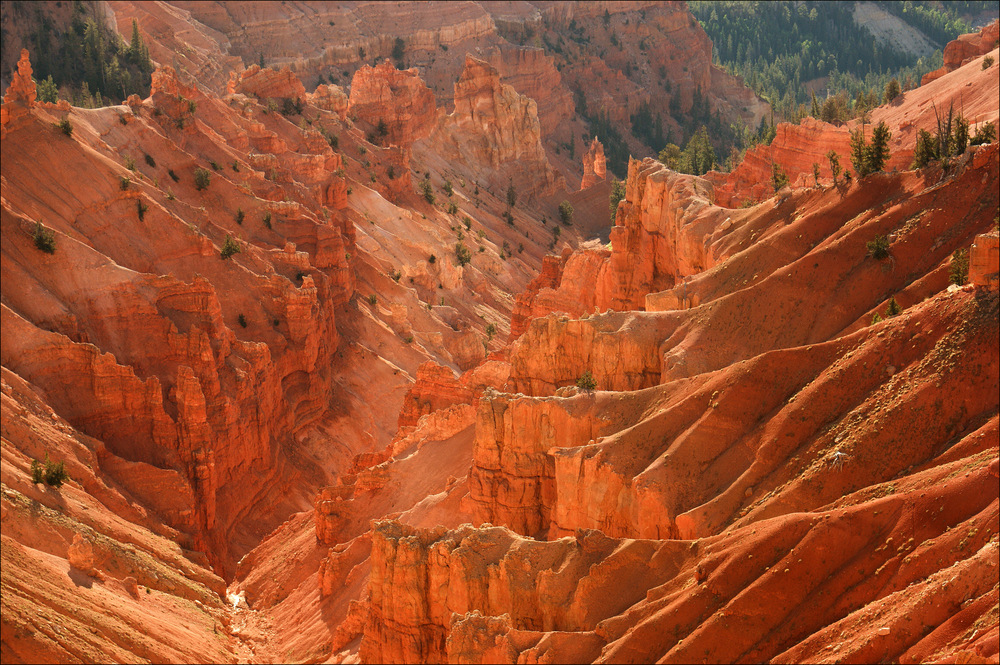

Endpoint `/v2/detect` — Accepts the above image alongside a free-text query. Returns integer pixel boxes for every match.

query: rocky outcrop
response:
[508,311,674,396]
[467,389,602,537]
[483,44,574,135]
[308,83,349,120]
[427,55,563,200]
[579,137,606,189]
[360,519,680,664]
[397,361,473,428]
[508,248,610,340]
[349,60,438,147]
[922,19,1000,84]
[3,49,36,106]
[230,64,307,100]
[969,231,999,290]
[510,156,736,331]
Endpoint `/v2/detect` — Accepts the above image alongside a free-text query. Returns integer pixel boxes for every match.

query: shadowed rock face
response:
[2,9,998,665]
[425,55,564,200]
[349,60,437,147]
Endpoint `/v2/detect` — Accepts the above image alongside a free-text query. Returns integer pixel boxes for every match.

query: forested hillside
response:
[690,1,995,121]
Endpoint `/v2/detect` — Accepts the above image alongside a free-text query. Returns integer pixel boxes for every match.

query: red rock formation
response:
[579,137,606,189]
[360,519,679,664]
[397,361,473,429]
[427,55,563,200]
[231,64,307,100]
[970,231,999,290]
[348,60,437,147]
[467,389,603,537]
[3,49,36,106]
[483,44,574,135]
[922,19,1000,84]
[308,83,349,120]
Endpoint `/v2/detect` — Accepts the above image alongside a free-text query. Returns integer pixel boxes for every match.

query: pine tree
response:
[810,91,820,118]
[37,75,58,103]
[771,162,789,192]
[952,115,969,155]
[867,121,891,173]
[883,78,901,103]
[913,129,936,167]
[827,150,842,183]
[849,123,869,177]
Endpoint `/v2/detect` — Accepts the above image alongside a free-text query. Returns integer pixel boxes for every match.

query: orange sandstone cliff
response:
[1,8,998,665]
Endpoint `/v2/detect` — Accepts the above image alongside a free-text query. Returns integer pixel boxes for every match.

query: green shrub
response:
[220,235,241,259]
[771,162,789,191]
[237,313,247,328]
[983,55,994,70]
[576,370,597,391]
[194,167,211,191]
[144,153,156,168]
[368,294,378,305]
[236,208,245,225]
[57,118,73,136]
[949,248,969,285]
[31,458,44,484]
[444,180,454,197]
[447,202,459,215]
[871,311,883,325]
[168,169,179,182]
[420,180,435,204]
[866,235,890,260]
[390,270,402,282]
[558,200,574,225]
[609,179,626,221]
[263,211,272,229]
[428,254,436,264]
[885,296,901,317]
[210,161,222,171]
[120,176,131,190]
[970,121,996,146]
[404,335,414,344]
[32,453,68,487]
[33,222,56,254]
[485,323,497,340]
[455,241,472,266]
[137,199,148,221]
[232,161,240,172]
[125,155,136,171]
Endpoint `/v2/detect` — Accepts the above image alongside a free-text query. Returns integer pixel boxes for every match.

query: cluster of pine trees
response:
[913,104,997,167]
[23,1,153,107]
